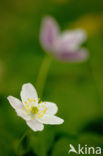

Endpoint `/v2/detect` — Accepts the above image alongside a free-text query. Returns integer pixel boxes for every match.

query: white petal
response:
[20,83,38,105]
[38,102,58,115]
[55,29,87,52]
[16,109,31,121]
[37,115,64,125]
[40,16,60,52]
[7,96,23,110]
[26,119,44,131]
[7,96,31,121]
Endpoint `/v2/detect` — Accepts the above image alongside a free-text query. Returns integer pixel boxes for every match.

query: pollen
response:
[24,101,27,104]
[37,106,47,118]
[27,98,36,103]
[30,106,39,114]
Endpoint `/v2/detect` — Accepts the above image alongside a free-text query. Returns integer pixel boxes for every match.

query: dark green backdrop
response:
[0,0,103,155]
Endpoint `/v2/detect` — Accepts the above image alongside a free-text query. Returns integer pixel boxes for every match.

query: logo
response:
[68,144,101,155]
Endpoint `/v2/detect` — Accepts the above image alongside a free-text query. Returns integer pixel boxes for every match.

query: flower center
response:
[30,106,39,114]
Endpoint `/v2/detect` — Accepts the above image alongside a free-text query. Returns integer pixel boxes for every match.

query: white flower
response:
[7,83,64,131]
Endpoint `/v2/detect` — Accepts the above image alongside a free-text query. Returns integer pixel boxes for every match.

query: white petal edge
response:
[55,29,87,52]
[38,102,58,115]
[7,96,23,110]
[20,83,38,105]
[26,119,44,131]
[37,115,64,125]
[61,29,87,45]
[16,109,31,121]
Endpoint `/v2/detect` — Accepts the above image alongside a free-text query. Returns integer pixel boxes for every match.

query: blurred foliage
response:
[51,0,69,4]
[0,0,103,155]
[69,13,103,35]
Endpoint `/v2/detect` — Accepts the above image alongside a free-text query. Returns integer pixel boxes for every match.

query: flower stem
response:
[16,54,53,154]
[88,60,103,114]
[88,38,103,115]
[16,129,29,154]
[36,54,53,97]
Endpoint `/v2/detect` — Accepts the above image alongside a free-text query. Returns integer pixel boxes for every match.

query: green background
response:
[0,0,103,155]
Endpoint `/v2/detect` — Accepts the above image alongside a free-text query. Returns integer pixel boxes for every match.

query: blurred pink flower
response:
[40,16,89,62]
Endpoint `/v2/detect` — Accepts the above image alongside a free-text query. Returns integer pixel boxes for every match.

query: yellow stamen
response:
[37,106,47,118]
[27,98,37,103]
[28,98,31,102]
[24,101,27,104]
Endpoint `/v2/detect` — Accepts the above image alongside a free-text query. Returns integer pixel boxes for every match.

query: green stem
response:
[16,129,29,154]
[16,54,53,154]
[88,60,103,114]
[88,38,103,114]
[36,54,53,97]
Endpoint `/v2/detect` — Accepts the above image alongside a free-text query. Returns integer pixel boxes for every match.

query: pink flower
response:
[40,16,89,62]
